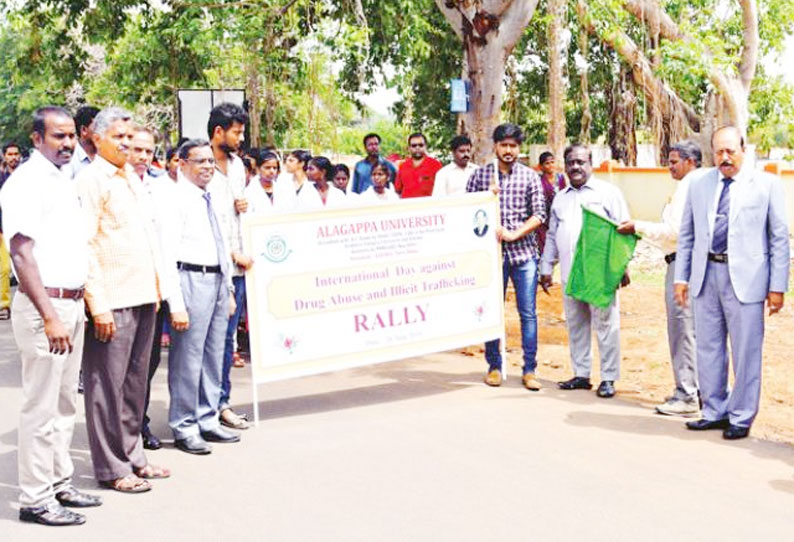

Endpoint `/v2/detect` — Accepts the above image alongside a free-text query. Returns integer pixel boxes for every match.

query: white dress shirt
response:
[432,162,479,197]
[634,171,695,255]
[271,176,323,212]
[164,175,232,313]
[0,150,88,288]
[142,173,180,301]
[359,186,400,203]
[208,154,246,277]
[318,185,348,208]
[540,176,630,283]
[65,142,92,180]
[244,179,276,216]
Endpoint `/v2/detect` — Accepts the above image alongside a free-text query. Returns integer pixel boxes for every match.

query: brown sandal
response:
[135,464,171,479]
[101,473,152,493]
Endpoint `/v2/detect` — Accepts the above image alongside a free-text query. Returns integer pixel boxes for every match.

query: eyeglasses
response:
[410,143,425,148]
[185,158,216,165]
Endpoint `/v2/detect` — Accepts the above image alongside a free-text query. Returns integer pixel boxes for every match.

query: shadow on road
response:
[255,368,481,421]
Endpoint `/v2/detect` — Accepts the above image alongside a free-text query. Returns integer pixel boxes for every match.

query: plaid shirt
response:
[466,161,546,264]
[77,156,162,316]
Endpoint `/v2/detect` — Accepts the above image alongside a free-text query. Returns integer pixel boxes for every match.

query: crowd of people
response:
[0,101,789,527]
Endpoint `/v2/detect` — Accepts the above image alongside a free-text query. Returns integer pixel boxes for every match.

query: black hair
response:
[309,156,335,182]
[207,102,249,139]
[408,132,426,145]
[2,141,20,154]
[450,135,472,151]
[290,149,312,170]
[178,138,211,160]
[166,147,178,162]
[563,143,592,163]
[333,163,350,178]
[492,123,524,144]
[539,151,554,165]
[372,162,390,176]
[363,133,381,145]
[32,106,72,137]
[257,150,281,169]
[74,105,100,133]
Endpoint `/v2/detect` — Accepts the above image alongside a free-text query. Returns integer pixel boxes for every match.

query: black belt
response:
[708,253,728,263]
[177,262,222,273]
[664,252,676,264]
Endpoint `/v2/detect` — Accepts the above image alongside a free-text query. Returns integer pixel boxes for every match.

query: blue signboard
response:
[450,79,470,113]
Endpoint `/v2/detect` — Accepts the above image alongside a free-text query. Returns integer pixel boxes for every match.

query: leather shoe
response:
[484,369,502,387]
[200,427,241,443]
[55,488,102,508]
[723,425,750,440]
[19,503,86,526]
[175,435,212,455]
[685,418,730,431]
[557,376,592,390]
[522,373,542,391]
[142,430,162,451]
[596,380,615,398]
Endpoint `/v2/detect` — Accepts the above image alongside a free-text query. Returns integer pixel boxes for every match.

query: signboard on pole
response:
[450,79,470,113]
[242,193,504,402]
[176,89,245,140]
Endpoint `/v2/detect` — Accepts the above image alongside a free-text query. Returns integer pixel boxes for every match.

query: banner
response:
[242,192,504,385]
[565,206,639,308]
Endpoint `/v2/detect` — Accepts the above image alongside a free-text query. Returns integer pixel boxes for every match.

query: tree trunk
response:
[622,0,759,161]
[246,55,262,148]
[577,27,592,143]
[577,0,698,165]
[435,0,540,164]
[547,0,568,161]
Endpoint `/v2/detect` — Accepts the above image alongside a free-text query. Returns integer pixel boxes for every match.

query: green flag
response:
[565,206,639,308]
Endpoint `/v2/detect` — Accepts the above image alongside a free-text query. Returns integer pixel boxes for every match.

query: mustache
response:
[720,161,733,167]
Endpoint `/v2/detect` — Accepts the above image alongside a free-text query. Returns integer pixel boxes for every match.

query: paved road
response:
[1,312,794,541]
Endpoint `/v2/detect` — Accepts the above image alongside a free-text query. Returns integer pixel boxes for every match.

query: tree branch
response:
[577,0,700,130]
[738,0,758,91]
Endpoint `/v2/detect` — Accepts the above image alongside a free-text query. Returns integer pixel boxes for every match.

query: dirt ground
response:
[464,269,794,447]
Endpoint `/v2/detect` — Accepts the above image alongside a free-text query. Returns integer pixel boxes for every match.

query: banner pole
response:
[252,378,260,427]
[491,164,507,385]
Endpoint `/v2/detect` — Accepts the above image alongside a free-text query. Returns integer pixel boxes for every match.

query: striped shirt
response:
[466,161,547,264]
[76,156,162,316]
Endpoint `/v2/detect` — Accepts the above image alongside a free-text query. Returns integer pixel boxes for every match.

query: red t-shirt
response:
[395,156,443,198]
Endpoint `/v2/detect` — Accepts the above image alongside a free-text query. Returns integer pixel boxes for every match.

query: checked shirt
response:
[466,161,546,265]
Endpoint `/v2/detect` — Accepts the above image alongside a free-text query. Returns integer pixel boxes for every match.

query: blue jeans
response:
[485,257,538,375]
[220,275,246,410]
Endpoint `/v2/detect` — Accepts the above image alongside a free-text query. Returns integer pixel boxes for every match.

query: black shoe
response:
[19,503,86,526]
[558,376,592,390]
[685,418,731,431]
[596,380,615,398]
[723,425,750,440]
[142,430,162,451]
[200,427,241,443]
[55,488,102,508]
[174,435,212,455]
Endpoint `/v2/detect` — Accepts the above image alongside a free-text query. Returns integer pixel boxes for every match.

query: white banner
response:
[242,192,504,385]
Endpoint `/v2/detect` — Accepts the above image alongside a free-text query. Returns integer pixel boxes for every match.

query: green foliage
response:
[2,0,794,160]
[0,11,81,148]
[339,0,460,152]
[748,72,794,154]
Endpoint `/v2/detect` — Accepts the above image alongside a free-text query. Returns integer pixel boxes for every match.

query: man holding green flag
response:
[539,144,632,398]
